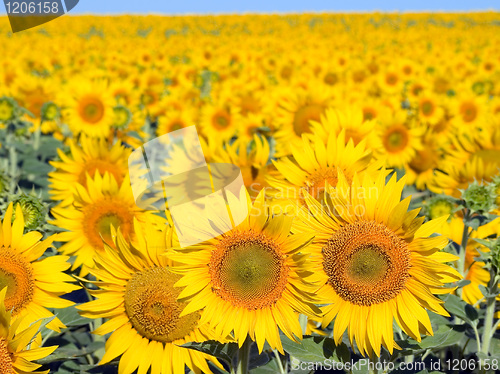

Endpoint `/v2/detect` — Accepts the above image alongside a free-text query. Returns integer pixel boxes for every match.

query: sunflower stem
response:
[457,209,471,287]
[272,349,286,374]
[236,337,252,374]
[480,272,498,359]
[7,132,17,193]
[33,122,41,151]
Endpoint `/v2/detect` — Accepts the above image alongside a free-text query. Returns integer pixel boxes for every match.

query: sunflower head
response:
[41,102,60,122]
[462,181,496,214]
[9,192,48,230]
[294,170,462,357]
[0,97,18,123]
[426,196,455,220]
[0,287,58,374]
[78,220,224,374]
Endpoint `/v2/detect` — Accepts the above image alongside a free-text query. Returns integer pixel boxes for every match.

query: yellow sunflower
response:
[0,203,78,332]
[212,135,273,199]
[293,171,462,357]
[273,87,335,156]
[0,288,58,374]
[169,190,321,353]
[310,107,380,150]
[62,79,115,139]
[405,132,441,190]
[77,220,224,374]
[267,130,385,213]
[51,172,164,274]
[438,217,499,305]
[431,156,499,198]
[49,135,131,207]
[377,111,425,168]
[199,101,240,141]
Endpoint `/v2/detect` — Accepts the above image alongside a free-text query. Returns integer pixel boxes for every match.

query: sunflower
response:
[62,80,115,139]
[213,135,274,199]
[405,132,441,190]
[77,220,224,374]
[310,107,380,149]
[451,93,489,134]
[415,92,445,126]
[293,171,462,357]
[377,111,425,168]
[199,101,240,141]
[431,155,499,198]
[0,288,58,374]
[267,130,385,213]
[273,87,334,156]
[438,217,499,305]
[49,135,131,207]
[156,108,196,136]
[0,203,78,332]
[169,190,321,353]
[51,172,164,274]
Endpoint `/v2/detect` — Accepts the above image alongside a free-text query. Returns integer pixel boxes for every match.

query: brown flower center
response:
[210,230,289,310]
[0,247,35,316]
[124,267,199,343]
[323,221,410,306]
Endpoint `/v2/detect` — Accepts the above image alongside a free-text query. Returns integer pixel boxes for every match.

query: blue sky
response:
[1,0,498,14]
[56,0,500,14]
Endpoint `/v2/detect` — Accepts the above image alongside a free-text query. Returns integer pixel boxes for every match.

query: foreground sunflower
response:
[293,171,462,357]
[267,130,385,213]
[0,288,58,374]
[77,220,224,374]
[51,172,164,274]
[169,190,321,353]
[0,203,78,332]
[49,136,131,207]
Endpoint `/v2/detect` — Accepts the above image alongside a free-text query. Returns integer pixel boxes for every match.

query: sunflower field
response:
[1,11,500,374]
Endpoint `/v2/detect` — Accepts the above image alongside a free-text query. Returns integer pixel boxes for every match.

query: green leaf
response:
[281,335,350,364]
[55,304,92,327]
[22,158,53,175]
[181,340,239,365]
[418,324,466,349]
[442,294,478,326]
[37,342,105,364]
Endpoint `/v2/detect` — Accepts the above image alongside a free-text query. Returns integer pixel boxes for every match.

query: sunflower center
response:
[78,160,124,186]
[421,100,435,116]
[0,247,35,316]
[83,198,133,249]
[383,126,409,152]
[306,167,340,200]
[0,338,13,374]
[323,221,410,306]
[79,96,105,124]
[409,149,435,173]
[460,102,478,123]
[385,73,398,86]
[169,121,185,132]
[348,246,390,284]
[362,107,376,121]
[212,110,231,129]
[124,267,200,343]
[210,230,289,310]
[293,104,325,136]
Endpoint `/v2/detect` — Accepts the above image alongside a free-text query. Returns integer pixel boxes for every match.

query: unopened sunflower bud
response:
[10,193,48,230]
[0,97,18,123]
[426,196,455,219]
[112,105,132,129]
[462,181,495,213]
[41,102,60,122]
